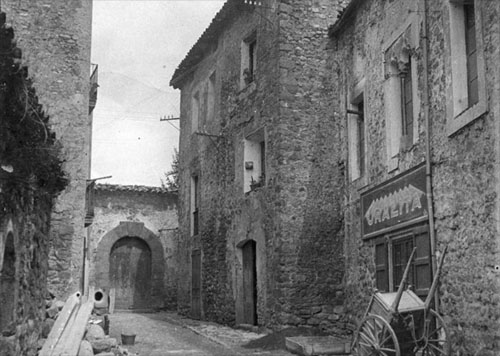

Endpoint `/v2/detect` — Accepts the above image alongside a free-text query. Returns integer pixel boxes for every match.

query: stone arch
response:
[0,219,16,331]
[94,221,165,309]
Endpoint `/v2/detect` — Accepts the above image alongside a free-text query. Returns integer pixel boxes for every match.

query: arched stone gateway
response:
[94,222,165,310]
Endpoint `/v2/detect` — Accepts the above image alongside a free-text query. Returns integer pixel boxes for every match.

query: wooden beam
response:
[39,292,81,356]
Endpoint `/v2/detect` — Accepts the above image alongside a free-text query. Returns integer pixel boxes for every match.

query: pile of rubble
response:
[77,320,136,356]
[39,293,136,356]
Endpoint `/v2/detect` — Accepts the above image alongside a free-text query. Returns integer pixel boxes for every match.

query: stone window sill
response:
[447,101,488,136]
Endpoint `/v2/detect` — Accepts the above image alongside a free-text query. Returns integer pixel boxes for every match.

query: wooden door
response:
[109,237,152,310]
[242,240,257,325]
[191,250,201,319]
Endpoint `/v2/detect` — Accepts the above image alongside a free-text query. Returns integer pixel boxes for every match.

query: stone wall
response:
[0,8,67,355]
[329,0,500,354]
[1,0,94,299]
[274,0,348,332]
[173,0,349,332]
[89,184,178,309]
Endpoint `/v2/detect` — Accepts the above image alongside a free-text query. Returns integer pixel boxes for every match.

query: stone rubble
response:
[38,296,138,356]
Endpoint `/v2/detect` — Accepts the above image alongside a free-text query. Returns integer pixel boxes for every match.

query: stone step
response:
[285,336,351,356]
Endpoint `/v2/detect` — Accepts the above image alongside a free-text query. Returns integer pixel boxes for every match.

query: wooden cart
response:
[352,247,450,356]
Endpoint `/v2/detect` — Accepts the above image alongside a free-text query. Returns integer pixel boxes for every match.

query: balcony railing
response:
[89,64,98,114]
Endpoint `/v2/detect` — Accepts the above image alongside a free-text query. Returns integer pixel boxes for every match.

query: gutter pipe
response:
[421,0,439,310]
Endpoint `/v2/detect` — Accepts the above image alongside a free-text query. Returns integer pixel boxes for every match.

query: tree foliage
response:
[161,148,179,191]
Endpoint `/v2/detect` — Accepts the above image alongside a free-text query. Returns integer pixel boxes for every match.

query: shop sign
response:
[361,164,427,238]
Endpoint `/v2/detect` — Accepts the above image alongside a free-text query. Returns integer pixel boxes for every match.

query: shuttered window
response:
[374,224,432,299]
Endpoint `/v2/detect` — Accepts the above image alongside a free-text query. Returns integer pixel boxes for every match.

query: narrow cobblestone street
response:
[108,312,294,356]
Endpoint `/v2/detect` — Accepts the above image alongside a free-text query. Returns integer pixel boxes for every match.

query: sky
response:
[90,0,225,187]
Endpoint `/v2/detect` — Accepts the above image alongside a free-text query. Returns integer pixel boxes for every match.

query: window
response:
[374,225,432,299]
[401,60,413,144]
[447,0,487,135]
[244,128,265,193]
[191,175,199,236]
[348,89,366,181]
[191,91,200,134]
[207,71,216,124]
[241,32,257,89]
[383,25,419,170]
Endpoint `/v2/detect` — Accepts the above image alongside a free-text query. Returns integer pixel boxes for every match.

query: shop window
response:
[374,225,432,299]
[244,128,265,193]
[348,89,366,181]
[447,0,487,135]
[191,175,199,236]
[241,32,257,89]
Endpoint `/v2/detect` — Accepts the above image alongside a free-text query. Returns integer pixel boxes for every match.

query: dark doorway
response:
[242,240,257,325]
[191,250,201,319]
[109,236,152,310]
[0,233,16,331]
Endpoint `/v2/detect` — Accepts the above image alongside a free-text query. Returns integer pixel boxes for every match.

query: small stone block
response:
[285,336,350,356]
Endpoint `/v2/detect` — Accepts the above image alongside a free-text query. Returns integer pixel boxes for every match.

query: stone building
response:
[170,0,349,331]
[89,184,178,311]
[0,0,94,354]
[328,0,499,354]
[0,0,95,300]
[172,0,499,353]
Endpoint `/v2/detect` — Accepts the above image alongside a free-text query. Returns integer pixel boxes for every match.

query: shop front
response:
[361,164,432,299]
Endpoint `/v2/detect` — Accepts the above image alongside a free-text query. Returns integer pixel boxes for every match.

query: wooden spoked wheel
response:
[419,310,451,356]
[352,314,400,356]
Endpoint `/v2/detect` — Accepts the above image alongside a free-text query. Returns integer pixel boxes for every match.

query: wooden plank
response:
[60,300,94,356]
[51,303,80,356]
[109,288,115,314]
[39,292,81,356]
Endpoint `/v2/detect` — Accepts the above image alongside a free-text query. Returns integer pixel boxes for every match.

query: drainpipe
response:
[421,0,439,310]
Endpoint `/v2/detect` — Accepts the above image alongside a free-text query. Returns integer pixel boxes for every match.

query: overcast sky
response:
[90,0,225,187]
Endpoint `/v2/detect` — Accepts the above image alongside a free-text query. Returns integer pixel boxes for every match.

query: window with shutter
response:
[374,224,432,299]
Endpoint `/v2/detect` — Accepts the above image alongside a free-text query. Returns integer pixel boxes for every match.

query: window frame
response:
[382,19,420,172]
[446,0,487,136]
[348,81,366,182]
[243,128,266,193]
[191,91,200,135]
[240,31,257,90]
[190,175,199,236]
[373,224,432,299]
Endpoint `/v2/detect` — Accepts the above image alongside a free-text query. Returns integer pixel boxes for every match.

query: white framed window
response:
[240,32,257,90]
[243,128,265,193]
[383,24,420,171]
[446,0,487,135]
[348,80,366,181]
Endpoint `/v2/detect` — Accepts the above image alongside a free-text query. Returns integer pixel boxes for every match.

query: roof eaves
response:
[328,0,363,38]
[96,183,174,194]
[170,0,243,89]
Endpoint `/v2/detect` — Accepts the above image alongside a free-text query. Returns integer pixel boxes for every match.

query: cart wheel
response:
[420,309,451,356]
[352,314,400,356]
